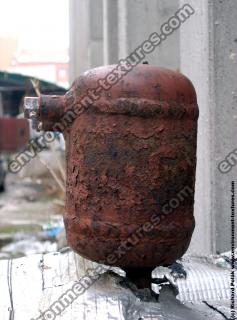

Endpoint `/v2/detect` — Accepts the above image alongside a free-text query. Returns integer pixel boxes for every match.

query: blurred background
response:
[0,0,69,87]
[0,0,69,259]
[0,0,236,261]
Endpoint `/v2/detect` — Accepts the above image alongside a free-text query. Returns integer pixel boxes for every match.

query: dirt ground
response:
[0,173,66,259]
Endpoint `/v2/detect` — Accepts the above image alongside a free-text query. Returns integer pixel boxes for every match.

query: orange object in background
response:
[0,118,29,152]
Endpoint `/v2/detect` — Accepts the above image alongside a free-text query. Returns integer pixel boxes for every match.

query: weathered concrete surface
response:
[69,0,104,83]
[103,0,118,64]
[117,0,180,69]
[70,0,180,83]
[180,0,237,254]
[0,251,234,319]
[69,0,90,81]
[88,0,104,68]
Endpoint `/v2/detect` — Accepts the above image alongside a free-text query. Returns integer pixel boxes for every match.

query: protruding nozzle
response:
[24,95,66,132]
[24,97,41,131]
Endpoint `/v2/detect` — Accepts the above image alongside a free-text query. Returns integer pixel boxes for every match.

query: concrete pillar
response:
[88,0,104,68]
[103,0,118,64]
[69,0,103,84]
[69,0,90,83]
[180,0,237,254]
[70,0,180,81]
[117,0,180,69]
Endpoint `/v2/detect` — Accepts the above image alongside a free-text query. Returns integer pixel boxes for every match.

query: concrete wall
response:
[117,0,179,69]
[69,0,89,82]
[103,0,118,64]
[180,0,237,254]
[69,0,180,83]
[69,0,237,255]
[69,0,103,83]
[88,0,104,68]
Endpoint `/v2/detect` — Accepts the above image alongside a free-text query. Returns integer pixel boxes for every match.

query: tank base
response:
[124,267,154,289]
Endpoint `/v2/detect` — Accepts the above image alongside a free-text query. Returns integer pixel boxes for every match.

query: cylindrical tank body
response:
[24,65,198,270]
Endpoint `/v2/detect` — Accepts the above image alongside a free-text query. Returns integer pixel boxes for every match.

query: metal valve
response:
[24,97,41,131]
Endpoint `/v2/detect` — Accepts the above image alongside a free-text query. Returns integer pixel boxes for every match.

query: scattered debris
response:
[168,261,187,280]
[0,174,65,259]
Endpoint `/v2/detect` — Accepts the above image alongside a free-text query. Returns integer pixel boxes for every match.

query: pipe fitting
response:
[24,95,65,132]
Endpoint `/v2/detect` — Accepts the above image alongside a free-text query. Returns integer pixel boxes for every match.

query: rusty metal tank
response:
[24,64,198,287]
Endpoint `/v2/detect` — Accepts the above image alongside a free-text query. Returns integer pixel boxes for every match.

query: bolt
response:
[24,97,39,119]
[29,111,37,118]
[37,122,43,131]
